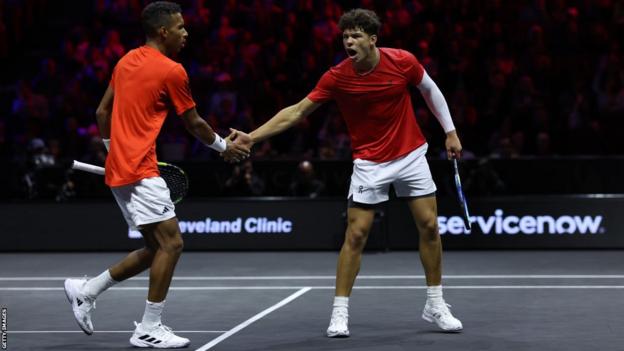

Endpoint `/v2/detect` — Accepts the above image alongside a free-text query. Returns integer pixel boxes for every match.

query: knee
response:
[345,225,369,250]
[418,217,439,242]
[160,235,184,254]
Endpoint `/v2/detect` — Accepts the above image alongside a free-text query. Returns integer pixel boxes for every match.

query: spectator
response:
[464,159,506,196]
[224,160,265,196]
[23,138,57,199]
[290,160,325,198]
[3,0,624,194]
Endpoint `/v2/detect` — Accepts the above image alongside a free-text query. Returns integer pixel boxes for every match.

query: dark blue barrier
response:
[389,195,623,249]
[1,195,623,251]
[6,157,624,200]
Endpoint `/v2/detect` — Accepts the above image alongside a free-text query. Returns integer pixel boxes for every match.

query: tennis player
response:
[63,2,249,348]
[229,8,463,337]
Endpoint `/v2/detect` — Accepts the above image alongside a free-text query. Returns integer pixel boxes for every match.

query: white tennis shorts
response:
[111,177,176,230]
[348,143,436,204]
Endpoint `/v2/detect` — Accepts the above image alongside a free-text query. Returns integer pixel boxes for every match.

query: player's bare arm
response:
[416,71,463,159]
[180,107,250,161]
[95,84,114,144]
[251,97,322,143]
[222,98,321,163]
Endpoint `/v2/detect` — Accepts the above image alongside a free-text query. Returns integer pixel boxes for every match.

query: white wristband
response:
[102,138,110,152]
[208,134,227,152]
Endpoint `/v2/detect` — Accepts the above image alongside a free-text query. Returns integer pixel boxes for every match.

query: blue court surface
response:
[1,251,623,350]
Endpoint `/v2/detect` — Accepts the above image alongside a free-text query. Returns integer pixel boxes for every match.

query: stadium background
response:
[1,0,623,250]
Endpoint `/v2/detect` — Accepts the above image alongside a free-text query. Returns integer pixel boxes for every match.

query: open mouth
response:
[346,48,357,58]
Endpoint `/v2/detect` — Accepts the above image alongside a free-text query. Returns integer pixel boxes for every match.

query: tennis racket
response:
[452,158,471,231]
[72,160,189,204]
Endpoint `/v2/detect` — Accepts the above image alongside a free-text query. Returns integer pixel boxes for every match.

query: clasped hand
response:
[221,128,254,163]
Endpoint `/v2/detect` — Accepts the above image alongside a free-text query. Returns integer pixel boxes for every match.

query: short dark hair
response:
[141,1,182,38]
[338,9,381,36]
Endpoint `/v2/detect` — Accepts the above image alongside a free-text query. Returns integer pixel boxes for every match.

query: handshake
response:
[220,128,254,163]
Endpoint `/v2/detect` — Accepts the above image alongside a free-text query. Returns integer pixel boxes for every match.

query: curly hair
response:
[338,9,381,36]
[141,1,182,38]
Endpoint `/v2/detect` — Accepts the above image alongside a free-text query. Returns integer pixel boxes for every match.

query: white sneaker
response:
[326,308,350,338]
[64,278,96,335]
[130,322,190,348]
[422,300,463,332]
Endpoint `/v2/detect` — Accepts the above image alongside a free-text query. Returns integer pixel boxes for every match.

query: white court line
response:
[357,285,624,289]
[7,330,226,334]
[195,287,311,351]
[2,274,624,281]
[2,285,624,291]
[0,287,314,291]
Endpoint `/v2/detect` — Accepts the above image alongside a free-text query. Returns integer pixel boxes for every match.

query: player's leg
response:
[393,144,462,331]
[63,181,161,336]
[129,216,189,348]
[406,196,441,286]
[108,230,159,281]
[142,217,183,303]
[392,145,443,285]
[336,205,376,296]
[328,155,388,338]
[407,195,462,331]
[64,235,159,335]
[327,204,376,337]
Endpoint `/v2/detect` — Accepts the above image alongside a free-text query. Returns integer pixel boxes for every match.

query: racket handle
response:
[72,160,105,175]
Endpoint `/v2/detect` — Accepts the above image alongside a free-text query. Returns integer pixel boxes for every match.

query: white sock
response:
[141,300,165,329]
[333,296,349,313]
[83,270,117,299]
[426,285,443,304]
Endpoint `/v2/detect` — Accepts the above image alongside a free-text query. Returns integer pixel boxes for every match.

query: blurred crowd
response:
[1,0,624,198]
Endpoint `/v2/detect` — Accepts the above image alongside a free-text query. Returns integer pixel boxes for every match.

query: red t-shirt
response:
[307,48,426,162]
[106,45,196,187]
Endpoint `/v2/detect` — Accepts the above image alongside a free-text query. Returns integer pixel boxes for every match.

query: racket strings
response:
[159,164,188,204]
